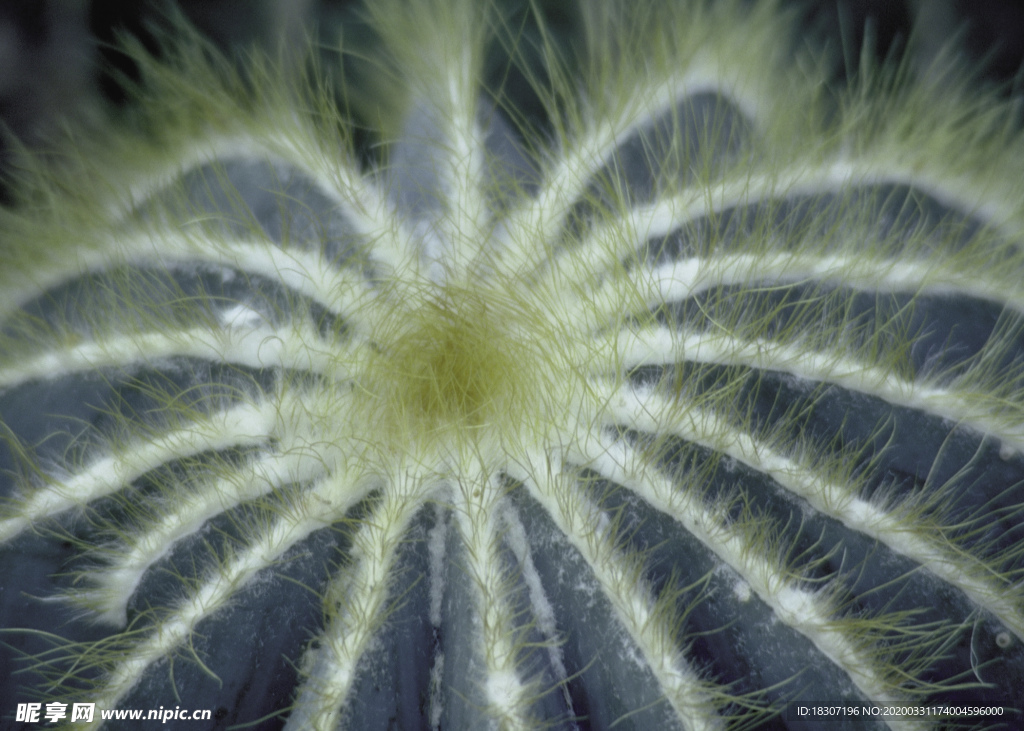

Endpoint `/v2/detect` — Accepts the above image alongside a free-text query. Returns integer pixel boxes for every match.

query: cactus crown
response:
[1,1,1023,729]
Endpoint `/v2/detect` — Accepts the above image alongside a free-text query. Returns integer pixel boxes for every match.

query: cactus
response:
[1,1,1023,728]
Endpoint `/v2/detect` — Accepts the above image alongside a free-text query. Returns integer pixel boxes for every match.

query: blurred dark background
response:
[1,0,1022,158]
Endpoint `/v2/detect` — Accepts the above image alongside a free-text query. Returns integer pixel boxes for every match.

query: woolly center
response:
[364,284,552,452]
[407,295,506,426]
